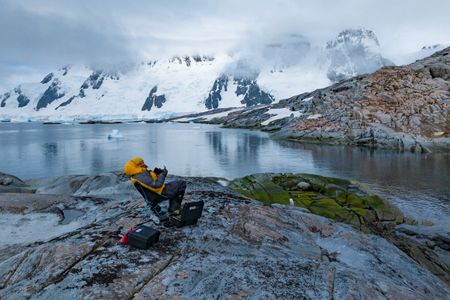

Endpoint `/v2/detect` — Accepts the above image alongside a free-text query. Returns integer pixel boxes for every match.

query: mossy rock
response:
[290,191,316,207]
[229,173,404,230]
[309,198,360,226]
[228,174,291,205]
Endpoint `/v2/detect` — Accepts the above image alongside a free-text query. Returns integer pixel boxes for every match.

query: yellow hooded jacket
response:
[123,159,165,194]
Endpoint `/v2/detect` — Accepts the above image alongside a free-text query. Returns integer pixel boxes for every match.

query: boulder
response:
[0,172,36,193]
[296,181,311,190]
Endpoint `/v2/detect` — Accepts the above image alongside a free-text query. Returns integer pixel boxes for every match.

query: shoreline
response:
[2,117,450,154]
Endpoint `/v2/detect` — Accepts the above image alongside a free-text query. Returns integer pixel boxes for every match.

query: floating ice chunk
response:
[107,129,123,139]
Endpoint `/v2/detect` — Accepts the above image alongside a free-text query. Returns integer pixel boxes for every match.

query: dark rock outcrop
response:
[40,73,54,84]
[235,78,274,106]
[55,95,77,110]
[60,66,69,76]
[142,86,166,111]
[205,76,228,109]
[36,80,65,110]
[204,75,274,109]
[81,71,105,90]
[0,92,10,107]
[10,87,31,108]
[16,94,30,108]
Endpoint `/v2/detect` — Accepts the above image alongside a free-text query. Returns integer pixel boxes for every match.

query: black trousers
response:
[161,180,186,212]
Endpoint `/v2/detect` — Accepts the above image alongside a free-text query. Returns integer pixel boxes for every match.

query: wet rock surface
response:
[0,172,448,299]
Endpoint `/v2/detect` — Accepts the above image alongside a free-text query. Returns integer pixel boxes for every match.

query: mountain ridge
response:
[0,28,396,122]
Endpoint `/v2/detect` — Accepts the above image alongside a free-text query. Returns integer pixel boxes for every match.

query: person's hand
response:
[162,165,168,176]
[153,167,163,175]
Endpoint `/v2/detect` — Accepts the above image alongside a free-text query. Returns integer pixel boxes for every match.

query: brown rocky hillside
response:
[276,47,449,152]
[177,47,450,153]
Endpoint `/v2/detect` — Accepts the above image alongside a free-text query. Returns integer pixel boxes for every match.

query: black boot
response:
[168,191,184,213]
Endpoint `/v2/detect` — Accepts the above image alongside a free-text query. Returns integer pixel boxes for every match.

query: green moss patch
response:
[229,173,403,230]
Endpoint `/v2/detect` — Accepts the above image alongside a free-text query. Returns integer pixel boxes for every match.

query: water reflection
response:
[205,131,268,173]
[43,143,58,158]
[0,122,448,223]
[80,140,87,152]
[277,140,450,197]
[91,146,104,171]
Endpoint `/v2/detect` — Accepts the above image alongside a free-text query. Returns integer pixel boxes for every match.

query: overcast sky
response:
[1,0,449,91]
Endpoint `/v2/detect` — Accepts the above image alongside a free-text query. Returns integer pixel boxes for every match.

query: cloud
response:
[0,1,133,66]
[0,0,449,90]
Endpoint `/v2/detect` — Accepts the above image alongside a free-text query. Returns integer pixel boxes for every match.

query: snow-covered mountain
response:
[326,28,393,82]
[0,28,398,122]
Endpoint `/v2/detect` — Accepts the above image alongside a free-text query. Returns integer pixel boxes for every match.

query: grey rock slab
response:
[0,193,74,214]
[0,173,448,299]
[0,172,27,187]
[26,175,90,195]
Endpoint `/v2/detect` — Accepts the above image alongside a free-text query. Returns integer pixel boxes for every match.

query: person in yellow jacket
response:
[123,156,186,222]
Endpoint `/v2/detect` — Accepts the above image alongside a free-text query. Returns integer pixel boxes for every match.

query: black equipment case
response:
[128,225,160,249]
[172,201,204,228]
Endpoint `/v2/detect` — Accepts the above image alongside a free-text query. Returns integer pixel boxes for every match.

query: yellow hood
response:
[123,160,146,176]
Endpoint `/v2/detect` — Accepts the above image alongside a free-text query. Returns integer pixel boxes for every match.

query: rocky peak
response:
[326,28,393,82]
[169,55,215,66]
[327,28,380,50]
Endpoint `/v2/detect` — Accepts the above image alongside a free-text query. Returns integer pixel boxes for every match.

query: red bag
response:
[119,227,135,245]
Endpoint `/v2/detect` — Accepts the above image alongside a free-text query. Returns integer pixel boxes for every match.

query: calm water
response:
[1,122,449,224]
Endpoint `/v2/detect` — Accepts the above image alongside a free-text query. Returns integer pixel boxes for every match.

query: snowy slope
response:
[394,44,450,65]
[0,28,413,122]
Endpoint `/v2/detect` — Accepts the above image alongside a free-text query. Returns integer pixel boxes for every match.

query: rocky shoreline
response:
[172,47,450,153]
[0,171,449,298]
